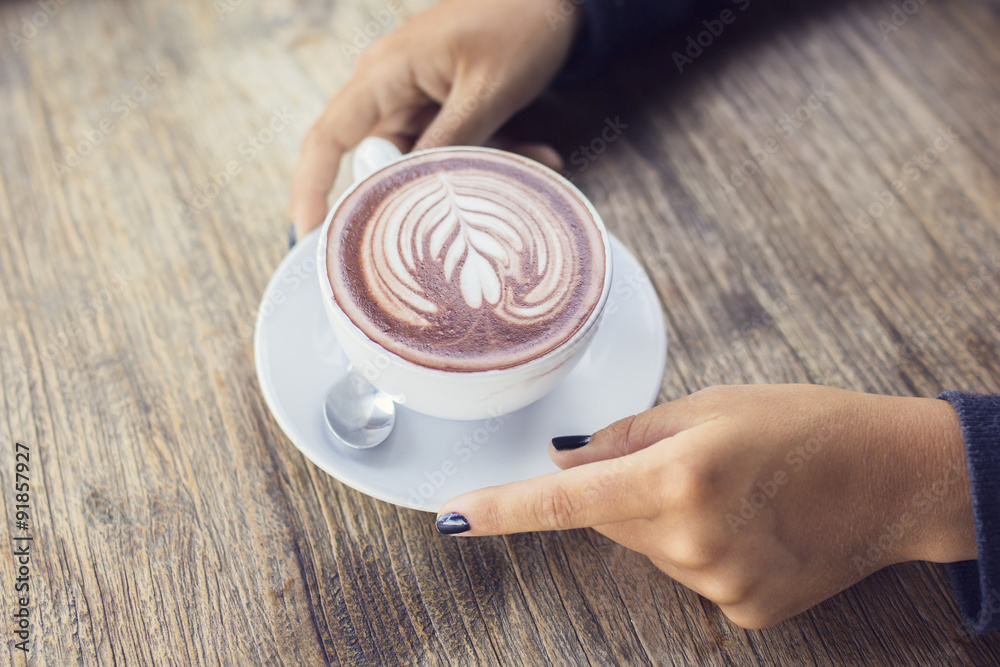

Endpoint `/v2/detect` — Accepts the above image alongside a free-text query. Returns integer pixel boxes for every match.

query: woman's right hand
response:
[435,385,977,628]
[291,0,583,237]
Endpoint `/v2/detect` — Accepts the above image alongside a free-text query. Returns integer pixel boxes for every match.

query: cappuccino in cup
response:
[318,142,612,420]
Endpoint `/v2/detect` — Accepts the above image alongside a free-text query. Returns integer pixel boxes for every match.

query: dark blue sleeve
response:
[939,391,1000,634]
[556,0,700,85]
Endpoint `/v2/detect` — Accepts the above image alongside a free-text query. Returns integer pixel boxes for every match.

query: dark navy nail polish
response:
[436,513,470,535]
[288,225,297,249]
[552,435,592,451]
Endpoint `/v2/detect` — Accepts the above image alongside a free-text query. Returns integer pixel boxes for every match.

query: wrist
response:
[880,396,976,564]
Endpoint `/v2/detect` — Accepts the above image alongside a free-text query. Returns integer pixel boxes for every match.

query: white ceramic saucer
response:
[254,231,667,512]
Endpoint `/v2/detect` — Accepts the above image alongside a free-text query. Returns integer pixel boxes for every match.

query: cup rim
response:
[316,144,614,377]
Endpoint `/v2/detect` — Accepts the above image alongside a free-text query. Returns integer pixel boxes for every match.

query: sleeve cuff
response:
[939,391,1000,634]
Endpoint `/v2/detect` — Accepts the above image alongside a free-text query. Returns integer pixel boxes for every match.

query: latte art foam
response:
[327,150,606,371]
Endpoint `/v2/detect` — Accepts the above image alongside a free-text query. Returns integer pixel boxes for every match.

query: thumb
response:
[414,74,509,150]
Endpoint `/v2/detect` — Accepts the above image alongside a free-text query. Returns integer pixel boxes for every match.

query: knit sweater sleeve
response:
[555,0,704,84]
[939,391,1000,634]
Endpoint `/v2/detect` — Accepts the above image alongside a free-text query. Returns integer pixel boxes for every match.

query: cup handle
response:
[352,137,403,183]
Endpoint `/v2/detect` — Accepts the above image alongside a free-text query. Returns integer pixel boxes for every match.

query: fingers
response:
[436,448,660,536]
[293,68,555,236]
[550,392,722,469]
[290,81,381,236]
[510,142,563,172]
[414,76,512,151]
[366,127,415,156]
[484,138,564,172]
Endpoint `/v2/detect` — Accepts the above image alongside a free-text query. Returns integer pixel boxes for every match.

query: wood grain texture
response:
[2,0,1000,664]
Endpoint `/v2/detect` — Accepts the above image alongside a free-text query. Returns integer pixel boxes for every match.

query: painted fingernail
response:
[552,435,592,451]
[288,224,297,249]
[436,513,470,535]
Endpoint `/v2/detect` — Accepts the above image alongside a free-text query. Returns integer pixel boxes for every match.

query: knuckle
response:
[355,37,393,68]
[698,573,758,612]
[668,528,726,571]
[597,413,650,457]
[693,384,724,398]
[532,485,579,531]
[303,123,341,154]
[668,456,723,507]
[719,603,779,630]
[621,412,652,454]
[688,385,762,419]
[302,124,325,149]
[690,384,731,408]
[597,415,634,454]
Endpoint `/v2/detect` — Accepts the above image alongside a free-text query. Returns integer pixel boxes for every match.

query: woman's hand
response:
[291,0,582,236]
[436,384,976,629]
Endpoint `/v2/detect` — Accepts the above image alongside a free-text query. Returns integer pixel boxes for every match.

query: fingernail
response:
[436,512,470,535]
[552,435,592,451]
[288,224,297,249]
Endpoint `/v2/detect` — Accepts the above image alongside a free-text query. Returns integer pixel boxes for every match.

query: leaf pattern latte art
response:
[359,172,572,327]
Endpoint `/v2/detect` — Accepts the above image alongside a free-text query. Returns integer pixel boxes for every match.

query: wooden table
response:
[3,0,1000,663]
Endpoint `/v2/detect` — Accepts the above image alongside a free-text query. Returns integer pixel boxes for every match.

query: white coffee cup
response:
[317,138,613,421]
